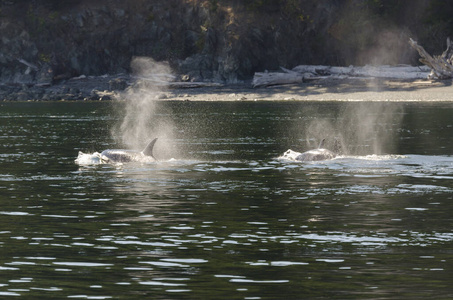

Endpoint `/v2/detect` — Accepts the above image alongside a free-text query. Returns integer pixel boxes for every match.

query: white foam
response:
[278,149,302,161]
[74,152,102,165]
[345,154,407,161]
[279,151,407,162]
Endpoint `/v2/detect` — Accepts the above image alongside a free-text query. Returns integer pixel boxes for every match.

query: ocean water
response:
[0,101,453,299]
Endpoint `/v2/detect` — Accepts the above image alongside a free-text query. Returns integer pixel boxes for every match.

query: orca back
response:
[100,149,139,163]
[296,148,336,161]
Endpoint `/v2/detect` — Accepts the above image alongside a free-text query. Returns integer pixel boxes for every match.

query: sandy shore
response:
[2,76,453,102]
[164,78,453,102]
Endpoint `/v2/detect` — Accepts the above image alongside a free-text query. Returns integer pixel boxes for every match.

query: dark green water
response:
[1,101,453,299]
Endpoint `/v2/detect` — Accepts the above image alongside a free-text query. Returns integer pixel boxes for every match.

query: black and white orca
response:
[282,139,341,161]
[100,138,158,163]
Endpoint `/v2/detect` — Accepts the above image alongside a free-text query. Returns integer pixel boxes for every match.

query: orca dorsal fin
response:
[142,138,158,159]
[318,138,326,149]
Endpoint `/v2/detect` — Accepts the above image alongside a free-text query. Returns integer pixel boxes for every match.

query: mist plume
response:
[303,103,403,156]
[112,57,177,159]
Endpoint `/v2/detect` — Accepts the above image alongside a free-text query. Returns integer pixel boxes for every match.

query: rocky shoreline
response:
[1,73,453,102]
[0,74,123,101]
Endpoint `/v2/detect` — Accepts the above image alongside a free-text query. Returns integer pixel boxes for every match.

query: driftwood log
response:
[17,58,38,71]
[409,38,453,79]
[252,67,304,88]
[252,64,430,88]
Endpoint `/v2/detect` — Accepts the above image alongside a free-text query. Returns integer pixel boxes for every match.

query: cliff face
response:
[0,0,445,84]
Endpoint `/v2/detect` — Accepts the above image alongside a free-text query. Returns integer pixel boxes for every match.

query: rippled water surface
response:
[1,101,453,299]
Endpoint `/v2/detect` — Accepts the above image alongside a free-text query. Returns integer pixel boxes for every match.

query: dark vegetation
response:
[1,0,452,84]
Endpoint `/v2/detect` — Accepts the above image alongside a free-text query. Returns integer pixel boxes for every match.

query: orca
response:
[100,138,158,163]
[282,138,340,162]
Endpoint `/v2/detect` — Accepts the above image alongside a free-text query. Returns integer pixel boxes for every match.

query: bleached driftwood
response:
[252,64,431,88]
[409,38,453,79]
[17,58,38,71]
[252,67,304,88]
[292,65,430,79]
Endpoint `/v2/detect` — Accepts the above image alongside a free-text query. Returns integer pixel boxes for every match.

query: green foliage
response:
[146,12,155,22]
[26,4,46,33]
[39,53,51,63]
[282,0,311,22]
[195,32,206,52]
[48,11,59,21]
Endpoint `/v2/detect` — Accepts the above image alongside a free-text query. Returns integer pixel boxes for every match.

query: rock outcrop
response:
[0,0,444,87]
